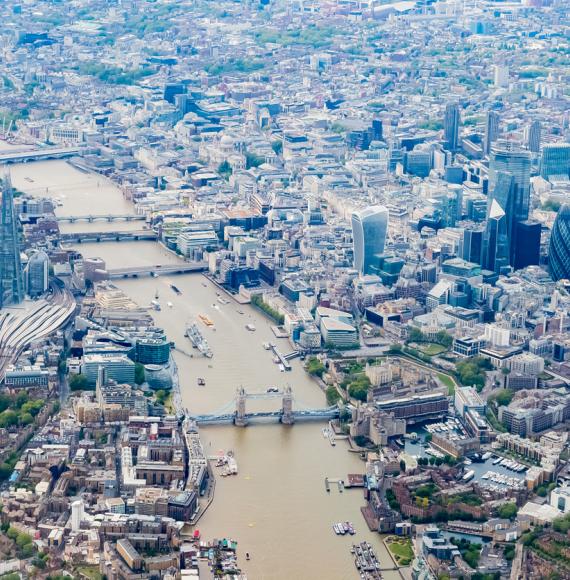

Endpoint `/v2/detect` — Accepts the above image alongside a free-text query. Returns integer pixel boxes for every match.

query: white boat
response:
[462,470,475,482]
[246,323,256,331]
[167,302,173,308]
[279,364,285,372]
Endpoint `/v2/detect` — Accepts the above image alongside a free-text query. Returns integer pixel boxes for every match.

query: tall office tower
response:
[528,120,542,154]
[483,111,499,155]
[513,220,541,270]
[351,206,389,276]
[71,500,84,532]
[540,143,570,181]
[488,145,531,225]
[493,64,509,88]
[483,172,515,272]
[0,177,24,307]
[460,227,484,264]
[549,205,570,281]
[444,103,460,152]
[371,118,383,142]
[482,199,510,273]
[25,250,49,297]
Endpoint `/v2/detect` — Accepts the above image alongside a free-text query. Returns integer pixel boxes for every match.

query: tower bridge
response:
[190,386,340,426]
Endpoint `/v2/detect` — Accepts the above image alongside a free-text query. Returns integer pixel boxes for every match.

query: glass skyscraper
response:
[488,145,531,225]
[482,198,510,273]
[549,205,570,281]
[351,206,389,276]
[444,103,460,152]
[484,111,499,156]
[483,172,514,273]
[26,250,49,298]
[528,120,542,154]
[540,143,570,181]
[0,177,24,307]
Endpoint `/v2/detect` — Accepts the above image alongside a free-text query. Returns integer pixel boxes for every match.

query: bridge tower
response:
[281,385,294,425]
[234,387,248,427]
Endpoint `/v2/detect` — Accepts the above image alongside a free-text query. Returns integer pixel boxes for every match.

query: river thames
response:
[10,160,403,580]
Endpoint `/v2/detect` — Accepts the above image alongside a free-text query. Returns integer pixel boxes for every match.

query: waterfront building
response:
[134,331,170,365]
[540,143,570,181]
[176,228,219,259]
[373,391,449,424]
[0,178,24,307]
[351,206,389,276]
[444,103,460,152]
[454,387,486,419]
[549,205,570,281]
[25,250,49,297]
[320,317,358,348]
[422,526,461,561]
[82,354,135,386]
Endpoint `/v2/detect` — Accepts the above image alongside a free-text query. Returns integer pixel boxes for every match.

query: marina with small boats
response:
[333,521,356,536]
[351,542,383,579]
[211,451,239,477]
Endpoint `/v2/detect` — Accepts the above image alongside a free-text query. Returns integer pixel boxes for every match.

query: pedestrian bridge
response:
[61,230,157,243]
[107,262,207,279]
[189,386,340,426]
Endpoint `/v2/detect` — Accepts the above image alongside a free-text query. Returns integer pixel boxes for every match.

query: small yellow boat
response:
[198,314,214,327]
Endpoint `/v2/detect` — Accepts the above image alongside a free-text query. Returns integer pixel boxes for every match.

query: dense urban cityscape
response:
[0,0,569,579]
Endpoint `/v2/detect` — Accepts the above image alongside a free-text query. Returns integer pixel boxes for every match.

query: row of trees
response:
[250,294,285,324]
[417,455,456,467]
[407,327,453,348]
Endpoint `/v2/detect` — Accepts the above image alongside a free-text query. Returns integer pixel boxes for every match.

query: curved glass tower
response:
[351,206,389,276]
[549,205,570,281]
